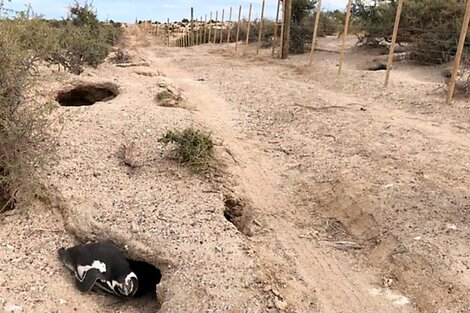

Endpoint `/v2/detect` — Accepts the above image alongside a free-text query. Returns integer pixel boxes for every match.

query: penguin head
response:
[115,272,138,297]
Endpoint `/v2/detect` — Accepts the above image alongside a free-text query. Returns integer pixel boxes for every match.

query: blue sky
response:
[5,0,347,23]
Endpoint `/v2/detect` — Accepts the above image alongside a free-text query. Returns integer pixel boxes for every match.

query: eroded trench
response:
[56,83,119,107]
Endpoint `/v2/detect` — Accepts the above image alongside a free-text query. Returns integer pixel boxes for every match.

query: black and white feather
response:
[58,243,139,297]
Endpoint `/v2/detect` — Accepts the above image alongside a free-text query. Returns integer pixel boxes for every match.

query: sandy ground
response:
[1,27,469,313]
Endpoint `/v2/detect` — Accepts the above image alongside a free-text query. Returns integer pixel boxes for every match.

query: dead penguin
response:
[58,242,138,297]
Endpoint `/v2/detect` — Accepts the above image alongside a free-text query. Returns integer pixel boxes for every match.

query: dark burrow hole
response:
[127,259,162,298]
[368,63,387,71]
[100,258,162,312]
[56,83,119,106]
[223,195,253,236]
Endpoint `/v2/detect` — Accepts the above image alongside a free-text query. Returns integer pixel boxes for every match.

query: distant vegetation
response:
[222,0,468,63]
[352,0,469,64]
[0,1,121,211]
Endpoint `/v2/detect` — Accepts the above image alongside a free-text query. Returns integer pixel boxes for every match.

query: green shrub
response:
[68,1,99,29]
[44,2,123,74]
[48,22,110,74]
[159,128,214,172]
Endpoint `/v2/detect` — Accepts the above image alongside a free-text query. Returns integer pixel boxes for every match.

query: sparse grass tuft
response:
[454,69,470,98]
[159,128,214,172]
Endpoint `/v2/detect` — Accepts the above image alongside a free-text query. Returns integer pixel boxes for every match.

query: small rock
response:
[274,299,288,311]
[58,299,67,305]
[271,288,280,297]
[4,304,23,313]
[446,224,458,231]
[131,223,140,233]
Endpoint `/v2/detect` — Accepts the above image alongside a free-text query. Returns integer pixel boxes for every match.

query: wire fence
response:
[138,0,470,103]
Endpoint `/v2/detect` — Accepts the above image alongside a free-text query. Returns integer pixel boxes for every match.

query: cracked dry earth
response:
[1,27,470,313]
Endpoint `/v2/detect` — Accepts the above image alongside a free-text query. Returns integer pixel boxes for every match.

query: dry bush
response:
[46,2,123,74]
[111,48,132,64]
[454,68,470,97]
[0,6,57,211]
[159,128,214,172]
[0,3,122,75]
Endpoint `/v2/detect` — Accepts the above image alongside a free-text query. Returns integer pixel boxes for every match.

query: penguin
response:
[58,242,139,297]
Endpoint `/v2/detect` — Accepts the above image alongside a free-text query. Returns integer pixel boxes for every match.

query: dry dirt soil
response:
[1,27,470,313]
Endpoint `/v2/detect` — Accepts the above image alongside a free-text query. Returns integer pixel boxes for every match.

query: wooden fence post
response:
[272,0,281,57]
[447,0,470,104]
[220,9,225,44]
[245,3,253,47]
[280,0,292,59]
[235,5,242,51]
[199,17,203,45]
[384,0,405,87]
[227,7,233,43]
[203,14,207,44]
[208,12,213,43]
[156,24,159,41]
[309,0,322,66]
[167,18,170,46]
[338,0,353,74]
[257,0,266,55]
[190,7,194,45]
[214,11,219,44]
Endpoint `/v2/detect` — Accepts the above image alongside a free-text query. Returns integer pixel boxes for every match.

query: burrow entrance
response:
[127,259,162,298]
[223,195,254,236]
[368,63,387,71]
[56,83,119,107]
[99,257,163,312]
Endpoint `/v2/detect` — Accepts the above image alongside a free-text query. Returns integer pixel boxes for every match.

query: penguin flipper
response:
[76,268,105,292]
[94,280,118,296]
